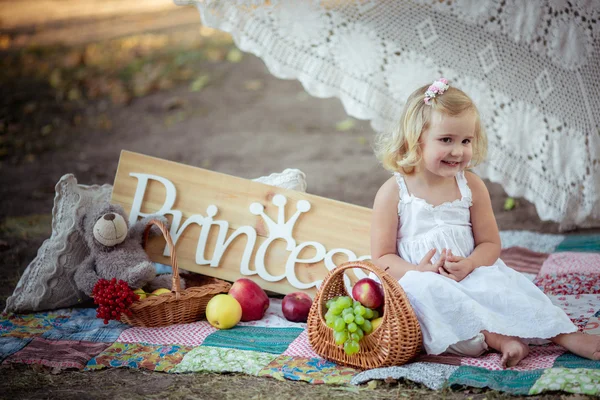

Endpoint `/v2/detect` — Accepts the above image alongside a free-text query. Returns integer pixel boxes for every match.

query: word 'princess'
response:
[127,173,370,289]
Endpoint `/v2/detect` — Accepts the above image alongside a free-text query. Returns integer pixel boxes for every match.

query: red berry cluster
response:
[92,278,139,324]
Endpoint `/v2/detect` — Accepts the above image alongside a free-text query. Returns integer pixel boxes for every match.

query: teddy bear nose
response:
[103,213,116,221]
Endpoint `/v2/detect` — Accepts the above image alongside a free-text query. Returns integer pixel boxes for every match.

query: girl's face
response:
[419,110,476,178]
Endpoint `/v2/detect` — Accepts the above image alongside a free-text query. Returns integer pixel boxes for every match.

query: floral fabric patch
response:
[529,368,600,395]
[171,346,277,375]
[258,356,359,385]
[535,273,600,296]
[0,312,69,338]
[85,342,191,372]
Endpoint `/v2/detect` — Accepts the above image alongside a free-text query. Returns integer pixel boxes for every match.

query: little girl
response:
[370,78,600,368]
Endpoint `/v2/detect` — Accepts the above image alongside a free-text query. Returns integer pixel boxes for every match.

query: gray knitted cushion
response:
[5,174,112,313]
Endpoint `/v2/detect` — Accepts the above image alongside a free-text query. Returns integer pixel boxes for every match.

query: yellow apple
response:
[151,288,172,296]
[371,317,383,332]
[206,294,242,329]
[133,288,147,300]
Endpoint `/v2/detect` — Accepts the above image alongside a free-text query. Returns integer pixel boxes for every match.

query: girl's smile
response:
[419,110,476,178]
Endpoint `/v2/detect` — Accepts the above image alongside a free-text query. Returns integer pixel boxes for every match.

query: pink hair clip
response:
[424,78,449,105]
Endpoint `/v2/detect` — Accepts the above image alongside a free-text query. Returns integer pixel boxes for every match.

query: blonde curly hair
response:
[375,83,487,174]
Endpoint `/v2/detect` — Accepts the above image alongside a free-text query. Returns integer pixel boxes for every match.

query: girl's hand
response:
[439,250,475,281]
[417,248,446,273]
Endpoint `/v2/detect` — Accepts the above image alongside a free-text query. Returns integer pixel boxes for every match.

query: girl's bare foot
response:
[552,332,600,360]
[499,338,529,368]
[482,330,529,368]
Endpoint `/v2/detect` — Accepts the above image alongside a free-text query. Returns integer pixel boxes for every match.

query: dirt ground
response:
[0,2,596,399]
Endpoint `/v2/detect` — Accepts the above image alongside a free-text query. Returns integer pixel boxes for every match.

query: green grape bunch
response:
[324,295,380,356]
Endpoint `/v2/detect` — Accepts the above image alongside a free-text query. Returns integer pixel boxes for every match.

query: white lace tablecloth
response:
[178,0,600,230]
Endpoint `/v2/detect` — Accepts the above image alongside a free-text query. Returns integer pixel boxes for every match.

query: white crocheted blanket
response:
[180,0,600,230]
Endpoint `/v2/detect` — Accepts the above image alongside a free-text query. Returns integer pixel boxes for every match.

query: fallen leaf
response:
[243,79,263,91]
[67,87,81,101]
[296,91,310,101]
[205,48,225,62]
[49,69,62,88]
[330,386,360,393]
[201,159,212,168]
[366,380,378,390]
[157,77,174,90]
[23,102,36,114]
[163,97,187,111]
[199,26,217,37]
[110,81,130,105]
[0,34,10,50]
[356,136,367,145]
[335,118,356,131]
[503,197,516,211]
[62,51,83,68]
[226,48,243,63]
[98,114,112,130]
[164,111,187,127]
[190,74,210,92]
[177,67,194,80]
[41,125,52,136]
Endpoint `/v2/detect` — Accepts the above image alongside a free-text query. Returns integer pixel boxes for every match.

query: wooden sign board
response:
[111,151,372,296]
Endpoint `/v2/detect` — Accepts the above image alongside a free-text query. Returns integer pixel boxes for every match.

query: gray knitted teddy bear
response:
[74,202,184,297]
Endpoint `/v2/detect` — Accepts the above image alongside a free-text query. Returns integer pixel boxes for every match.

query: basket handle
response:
[143,219,181,299]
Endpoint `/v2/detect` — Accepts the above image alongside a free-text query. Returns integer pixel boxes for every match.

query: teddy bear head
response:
[78,202,129,250]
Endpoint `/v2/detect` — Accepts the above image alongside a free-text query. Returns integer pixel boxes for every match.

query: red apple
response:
[228,278,270,321]
[282,292,313,322]
[352,278,384,309]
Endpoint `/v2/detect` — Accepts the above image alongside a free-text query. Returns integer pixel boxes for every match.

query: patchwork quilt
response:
[1,231,599,396]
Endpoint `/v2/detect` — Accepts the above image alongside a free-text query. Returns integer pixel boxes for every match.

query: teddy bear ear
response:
[76,202,104,235]
[105,203,127,226]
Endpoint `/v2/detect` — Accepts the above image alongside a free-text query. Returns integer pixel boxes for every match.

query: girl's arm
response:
[371,177,443,280]
[464,171,501,268]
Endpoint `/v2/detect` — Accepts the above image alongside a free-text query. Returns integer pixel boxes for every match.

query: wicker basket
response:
[120,219,231,327]
[307,260,422,369]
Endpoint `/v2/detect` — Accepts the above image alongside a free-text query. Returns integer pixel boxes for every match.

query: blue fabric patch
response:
[154,263,173,274]
[201,326,303,354]
[555,235,600,253]
[554,352,600,370]
[0,336,32,363]
[447,366,544,395]
[42,312,128,343]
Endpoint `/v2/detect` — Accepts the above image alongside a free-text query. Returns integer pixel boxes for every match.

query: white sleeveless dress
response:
[393,171,577,355]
